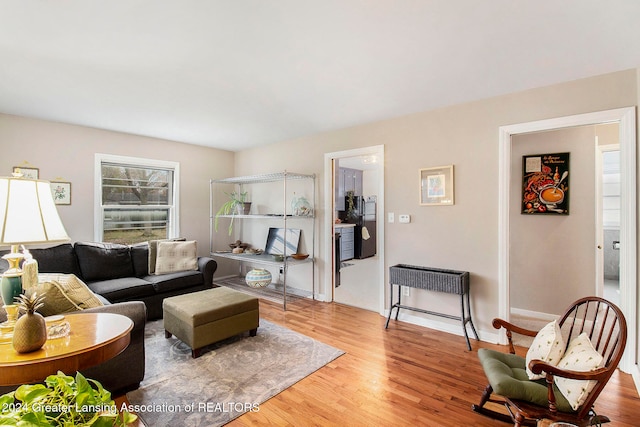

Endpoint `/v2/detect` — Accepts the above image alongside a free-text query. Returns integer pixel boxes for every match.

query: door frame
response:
[595,143,620,299]
[498,107,636,373]
[323,145,385,315]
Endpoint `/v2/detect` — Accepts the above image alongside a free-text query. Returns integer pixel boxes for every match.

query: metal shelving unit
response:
[209,171,315,310]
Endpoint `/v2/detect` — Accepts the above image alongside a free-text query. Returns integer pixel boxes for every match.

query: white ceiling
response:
[2,1,640,152]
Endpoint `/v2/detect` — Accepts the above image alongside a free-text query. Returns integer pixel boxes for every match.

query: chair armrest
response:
[529,359,609,382]
[492,318,539,354]
[529,359,609,414]
[197,256,217,287]
[492,318,539,336]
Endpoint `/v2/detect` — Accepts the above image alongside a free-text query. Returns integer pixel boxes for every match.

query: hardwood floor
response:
[228,298,640,427]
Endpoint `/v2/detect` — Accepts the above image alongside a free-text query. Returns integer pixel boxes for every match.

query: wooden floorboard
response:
[227,298,640,427]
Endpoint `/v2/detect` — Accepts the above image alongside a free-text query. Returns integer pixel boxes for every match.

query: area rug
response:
[127,319,344,426]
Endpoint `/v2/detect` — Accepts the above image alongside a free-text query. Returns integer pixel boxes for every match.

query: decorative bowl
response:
[291,253,309,260]
[245,268,272,288]
[273,254,285,262]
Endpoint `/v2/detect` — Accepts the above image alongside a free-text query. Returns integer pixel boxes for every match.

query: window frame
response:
[94,153,180,243]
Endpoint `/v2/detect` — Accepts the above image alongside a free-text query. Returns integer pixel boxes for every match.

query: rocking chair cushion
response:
[554,333,604,410]
[477,348,575,413]
[525,320,565,380]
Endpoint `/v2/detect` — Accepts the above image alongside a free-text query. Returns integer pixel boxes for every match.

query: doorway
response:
[324,145,385,314]
[597,144,620,306]
[498,108,636,373]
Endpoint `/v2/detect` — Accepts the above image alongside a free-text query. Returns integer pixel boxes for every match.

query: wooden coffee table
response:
[0,312,133,387]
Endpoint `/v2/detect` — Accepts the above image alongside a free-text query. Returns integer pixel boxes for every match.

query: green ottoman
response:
[163,287,259,358]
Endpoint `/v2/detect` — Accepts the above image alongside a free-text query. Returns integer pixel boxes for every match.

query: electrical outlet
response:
[399,214,410,223]
[402,287,410,297]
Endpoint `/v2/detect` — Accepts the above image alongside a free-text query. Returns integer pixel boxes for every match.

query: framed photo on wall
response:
[50,181,71,205]
[419,165,454,206]
[522,152,569,214]
[13,166,38,179]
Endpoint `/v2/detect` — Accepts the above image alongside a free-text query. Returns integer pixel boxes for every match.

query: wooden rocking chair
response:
[472,296,627,427]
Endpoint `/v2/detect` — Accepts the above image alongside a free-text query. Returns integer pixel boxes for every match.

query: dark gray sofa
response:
[1,241,217,320]
[0,240,217,395]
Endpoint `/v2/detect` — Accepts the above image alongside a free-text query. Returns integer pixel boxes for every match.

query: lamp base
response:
[1,304,20,330]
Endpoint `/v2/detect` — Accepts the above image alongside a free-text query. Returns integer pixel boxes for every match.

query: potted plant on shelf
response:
[0,371,137,426]
[214,190,250,235]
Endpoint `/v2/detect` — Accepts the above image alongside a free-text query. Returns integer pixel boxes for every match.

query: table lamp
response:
[0,172,70,328]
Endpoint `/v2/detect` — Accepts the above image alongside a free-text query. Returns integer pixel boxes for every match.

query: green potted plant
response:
[0,371,137,426]
[214,190,250,235]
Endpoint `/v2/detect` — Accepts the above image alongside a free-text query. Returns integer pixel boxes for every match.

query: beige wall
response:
[235,69,638,336]
[0,114,235,257]
[510,127,596,315]
[0,68,637,340]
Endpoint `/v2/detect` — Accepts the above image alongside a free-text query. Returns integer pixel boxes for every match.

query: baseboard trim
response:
[510,307,558,321]
[632,364,640,395]
[383,309,500,345]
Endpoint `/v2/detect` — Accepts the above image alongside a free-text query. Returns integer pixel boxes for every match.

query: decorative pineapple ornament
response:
[12,292,47,353]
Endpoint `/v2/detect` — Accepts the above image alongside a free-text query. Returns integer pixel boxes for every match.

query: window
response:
[95,154,179,244]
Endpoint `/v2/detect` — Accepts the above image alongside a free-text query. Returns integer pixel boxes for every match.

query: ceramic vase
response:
[245,268,272,288]
[0,274,22,306]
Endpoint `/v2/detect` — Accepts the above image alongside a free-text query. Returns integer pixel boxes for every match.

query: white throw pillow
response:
[555,333,604,410]
[154,240,198,275]
[525,320,565,380]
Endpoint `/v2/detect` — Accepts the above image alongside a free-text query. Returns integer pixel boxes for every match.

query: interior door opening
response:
[598,145,621,306]
[324,146,385,315]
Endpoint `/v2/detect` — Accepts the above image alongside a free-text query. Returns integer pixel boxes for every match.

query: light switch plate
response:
[399,214,410,223]
[388,212,395,223]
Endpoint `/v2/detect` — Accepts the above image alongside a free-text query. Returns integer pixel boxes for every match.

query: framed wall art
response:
[50,181,72,205]
[419,165,454,206]
[13,166,39,179]
[522,152,569,214]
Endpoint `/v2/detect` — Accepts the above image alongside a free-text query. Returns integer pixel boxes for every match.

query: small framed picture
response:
[50,182,71,205]
[13,166,39,179]
[420,165,454,206]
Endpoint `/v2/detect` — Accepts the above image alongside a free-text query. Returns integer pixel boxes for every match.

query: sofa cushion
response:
[75,242,134,282]
[148,238,186,274]
[144,270,203,293]
[31,273,104,317]
[154,240,198,275]
[87,277,157,302]
[0,244,82,277]
[30,244,83,277]
[130,242,149,278]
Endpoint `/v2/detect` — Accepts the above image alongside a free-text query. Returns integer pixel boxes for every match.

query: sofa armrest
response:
[80,301,147,394]
[82,301,147,332]
[198,256,217,287]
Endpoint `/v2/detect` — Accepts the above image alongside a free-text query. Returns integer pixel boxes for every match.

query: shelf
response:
[210,170,315,310]
[211,252,313,266]
[212,214,314,220]
[210,171,315,185]
[214,276,312,305]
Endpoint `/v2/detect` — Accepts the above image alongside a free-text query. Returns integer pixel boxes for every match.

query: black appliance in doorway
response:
[354,198,376,259]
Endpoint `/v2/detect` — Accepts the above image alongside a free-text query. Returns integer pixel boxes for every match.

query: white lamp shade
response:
[0,177,70,245]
